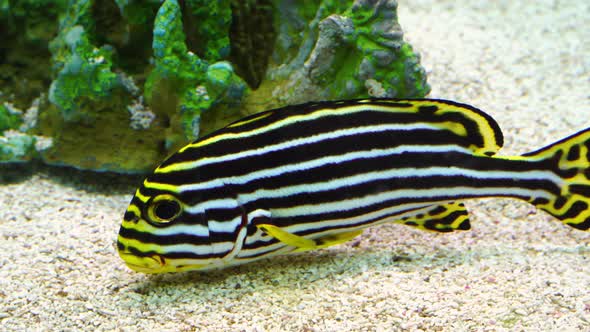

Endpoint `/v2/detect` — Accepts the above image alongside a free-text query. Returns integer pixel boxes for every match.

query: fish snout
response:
[118,250,167,274]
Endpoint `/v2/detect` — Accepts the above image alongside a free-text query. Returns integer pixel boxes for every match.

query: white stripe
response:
[150,224,209,237]
[272,186,552,220]
[184,198,239,214]
[237,241,294,259]
[241,202,434,248]
[282,203,442,235]
[178,144,473,193]
[238,167,562,204]
[235,205,439,258]
[208,216,242,233]
[161,121,448,172]
[160,241,234,255]
[240,206,439,257]
[175,103,419,154]
[238,185,549,258]
[222,224,249,261]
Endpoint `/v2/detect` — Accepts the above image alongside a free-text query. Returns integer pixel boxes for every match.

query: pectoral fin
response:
[256,224,363,252]
[256,224,317,249]
[396,202,471,232]
[302,229,364,252]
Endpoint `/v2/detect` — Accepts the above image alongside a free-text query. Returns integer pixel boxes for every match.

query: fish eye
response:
[146,195,182,225]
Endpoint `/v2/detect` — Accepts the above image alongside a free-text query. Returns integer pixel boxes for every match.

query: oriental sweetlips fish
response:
[117,99,590,273]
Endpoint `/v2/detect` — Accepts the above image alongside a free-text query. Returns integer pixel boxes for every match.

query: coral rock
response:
[1,0,429,173]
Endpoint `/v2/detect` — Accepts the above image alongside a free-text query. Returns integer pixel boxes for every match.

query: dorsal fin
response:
[364,99,504,156]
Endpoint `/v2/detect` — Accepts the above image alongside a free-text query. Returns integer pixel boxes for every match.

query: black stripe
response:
[203,208,242,225]
[568,217,590,230]
[197,110,478,158]
[122,244,228,260]
[237,246,283,259]
[241,238,279,251]
[215,99,415,136]
[247,175,557,213]
[160,99,496,167]
[139,186,237,214]
[153,129,479,188]
[560,201,588,220]
[230,152,557,194]
[240,204,432,252]
[222,99,411,133]
[122,245,226,260]
[268,188,538,228]
[523,128,590,157]
[119,226,210,246]
[169,152,558,208]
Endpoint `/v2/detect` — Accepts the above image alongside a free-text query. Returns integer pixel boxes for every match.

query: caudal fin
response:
[524,128,590,230]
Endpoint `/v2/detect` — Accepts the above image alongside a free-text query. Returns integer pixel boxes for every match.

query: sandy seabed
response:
[1,0,589,331]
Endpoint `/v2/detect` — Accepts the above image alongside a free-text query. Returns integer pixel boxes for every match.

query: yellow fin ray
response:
[395,202,471,232]
[257,224,363,252]
[407,100,504,156]
[521,128,590,230]
[296,229,364,252]
[257,224,317,249]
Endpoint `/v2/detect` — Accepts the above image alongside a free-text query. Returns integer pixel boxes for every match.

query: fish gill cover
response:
[0,0,429,173]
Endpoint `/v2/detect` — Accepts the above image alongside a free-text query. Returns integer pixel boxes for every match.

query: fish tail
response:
[523,128,590,230]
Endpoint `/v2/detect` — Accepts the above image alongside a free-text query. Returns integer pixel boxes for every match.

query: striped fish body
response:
[118,99,590,273]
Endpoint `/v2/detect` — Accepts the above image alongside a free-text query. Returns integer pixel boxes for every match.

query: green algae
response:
[48,25,122,122]
[146,0,246,150]
[0,131,36,163]
[1,0,429,172]
[183,0,232,62]
[0,103,22,132]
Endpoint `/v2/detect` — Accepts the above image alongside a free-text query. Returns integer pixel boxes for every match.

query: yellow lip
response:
[119,251,209,274]
[124,262,163,274]
[119,251,164,272]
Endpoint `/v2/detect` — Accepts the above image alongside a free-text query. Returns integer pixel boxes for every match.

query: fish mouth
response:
[119,251,208,274]
[119,251,166,273]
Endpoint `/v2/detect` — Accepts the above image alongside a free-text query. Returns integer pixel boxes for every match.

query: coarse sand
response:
[1,0,589,330]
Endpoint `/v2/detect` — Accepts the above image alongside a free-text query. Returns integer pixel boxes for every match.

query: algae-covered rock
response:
[0,0,66,109]
[182,0,233,62]
[1,0,429,173]
[0,103,22,132]
[38,0,156,172]
[259,0,429,108]
[145,0,246,150]
[0,130,36,163]
[0,101,52,163]
[48,25,121,121]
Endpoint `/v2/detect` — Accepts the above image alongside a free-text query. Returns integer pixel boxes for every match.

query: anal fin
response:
[257,224,363,252]
[396,202,471,232]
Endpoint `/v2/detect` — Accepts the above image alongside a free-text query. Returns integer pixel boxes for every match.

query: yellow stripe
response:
[135,189,150,203]
[179,104,400,152]
[432,102,502,155]
[161,101,501,173]
[227,112,273,128]
[143,179,180,193]
[118,237,167,254]
[125,204,142,217]
[434,121,468,138]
